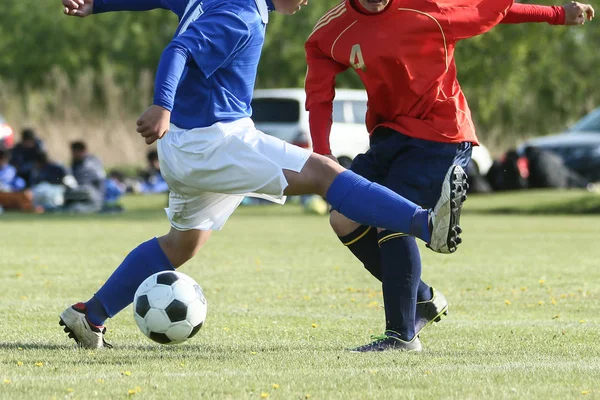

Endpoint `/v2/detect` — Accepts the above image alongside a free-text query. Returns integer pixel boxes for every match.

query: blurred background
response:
[0,0,599,213]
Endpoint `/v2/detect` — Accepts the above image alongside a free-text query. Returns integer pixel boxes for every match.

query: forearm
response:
[501,3,565,24]
[153,43,189,111]
[93,0,166,14]
[309,102,334,155]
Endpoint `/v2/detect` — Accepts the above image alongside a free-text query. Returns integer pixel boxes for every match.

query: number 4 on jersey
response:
[350,44,366,71]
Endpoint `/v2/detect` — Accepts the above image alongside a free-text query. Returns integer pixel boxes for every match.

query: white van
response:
[252,88,369,168]
[251,88,493,175]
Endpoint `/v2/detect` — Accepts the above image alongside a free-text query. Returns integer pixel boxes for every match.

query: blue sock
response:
[379,234,421,341]
[85,238,174,326]
[327,171,431,242]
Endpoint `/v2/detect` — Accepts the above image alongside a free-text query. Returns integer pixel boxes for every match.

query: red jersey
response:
[305,0,566,154]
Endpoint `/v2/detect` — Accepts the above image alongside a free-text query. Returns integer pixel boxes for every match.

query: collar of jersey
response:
[345,0,399,21]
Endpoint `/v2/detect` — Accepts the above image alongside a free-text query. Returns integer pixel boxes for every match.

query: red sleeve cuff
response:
[308,102,333,155]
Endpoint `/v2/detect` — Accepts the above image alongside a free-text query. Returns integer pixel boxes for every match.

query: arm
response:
[62,0,185,18]
[304,38,348,155]
[501,2,594,25]
[138,9,251,144]
[441,0,515,40]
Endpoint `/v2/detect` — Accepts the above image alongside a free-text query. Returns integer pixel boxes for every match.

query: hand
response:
[136,105,171,145]
[62,0,94,17]
[563,1,594,25]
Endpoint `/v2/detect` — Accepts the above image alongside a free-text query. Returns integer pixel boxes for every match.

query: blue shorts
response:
[350,127,472,209]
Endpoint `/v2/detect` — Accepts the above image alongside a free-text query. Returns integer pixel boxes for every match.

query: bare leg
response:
[158,228,212,268]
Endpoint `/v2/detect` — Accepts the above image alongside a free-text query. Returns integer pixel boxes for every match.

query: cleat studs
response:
[59,320,65,326]
[456,237,463,245]
[456,226,463,234]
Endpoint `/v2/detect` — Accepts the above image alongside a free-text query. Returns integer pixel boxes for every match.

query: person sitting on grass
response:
[0,148,39,212]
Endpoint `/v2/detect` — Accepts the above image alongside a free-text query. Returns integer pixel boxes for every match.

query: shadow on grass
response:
[0,342,70,350]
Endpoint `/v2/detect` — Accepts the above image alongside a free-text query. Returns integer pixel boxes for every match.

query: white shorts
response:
[157,118,311,231]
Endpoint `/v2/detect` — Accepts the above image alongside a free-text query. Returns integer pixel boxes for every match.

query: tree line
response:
[0,0,598,145]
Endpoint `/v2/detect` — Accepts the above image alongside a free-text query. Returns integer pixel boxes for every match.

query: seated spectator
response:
[103,170,127,213]
[63,140,106,213]
[138,150,168,194]
[30,151,68,186]
[0,149,26,192]
[0,149,38,212]
[10,128,44,177]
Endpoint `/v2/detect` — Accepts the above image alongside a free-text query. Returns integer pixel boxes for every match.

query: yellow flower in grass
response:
[367,301,379,309]
[260,392,269,398]
[122,371,132,376]
[311,323,318,328]
[66,388,74,393]
[305,395,311,399]
[3,379,11,385]
[272,383,280,389]
[15,272,22,278]
[538,301,544,306]
[581,390,591,395]
[539,279,545,285]
[504,299,512,305]
[97,379,105,384]
[35,362,43,367]
[551,298,557,305]
[579,320,586,324]
[17,361,23,367]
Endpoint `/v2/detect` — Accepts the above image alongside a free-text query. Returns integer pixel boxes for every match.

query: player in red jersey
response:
[305,0,594,352]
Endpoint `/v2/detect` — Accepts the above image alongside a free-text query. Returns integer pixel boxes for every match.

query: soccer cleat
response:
[415,287,448,336]
[350,331,422,353]
[59,303,112,349]
[428,165,468,254]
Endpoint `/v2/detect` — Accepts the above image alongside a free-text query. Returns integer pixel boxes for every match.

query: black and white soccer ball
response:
[133,271,207,345]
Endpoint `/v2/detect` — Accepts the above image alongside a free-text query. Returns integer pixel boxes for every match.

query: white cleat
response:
[59,303,112,349]
[428,165,468,254]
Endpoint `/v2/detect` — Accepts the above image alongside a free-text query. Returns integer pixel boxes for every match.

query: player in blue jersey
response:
[58,0,468,349]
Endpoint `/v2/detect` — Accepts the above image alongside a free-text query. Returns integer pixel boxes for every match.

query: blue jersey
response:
[94,0,275,129]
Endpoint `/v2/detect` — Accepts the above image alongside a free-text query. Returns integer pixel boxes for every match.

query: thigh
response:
[166,191,244,231]
[383,140,472,209]
[158,120,311,200]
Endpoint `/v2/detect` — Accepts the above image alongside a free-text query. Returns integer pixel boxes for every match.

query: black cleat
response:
[415,287,449,336]
[350,331,422,353]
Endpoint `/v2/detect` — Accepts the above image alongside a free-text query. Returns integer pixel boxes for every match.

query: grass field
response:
[1,191,600,400]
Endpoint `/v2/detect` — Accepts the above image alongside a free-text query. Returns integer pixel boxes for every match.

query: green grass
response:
[1,192,600,399]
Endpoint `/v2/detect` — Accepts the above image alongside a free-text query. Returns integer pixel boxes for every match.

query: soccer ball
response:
[133,271,207,345]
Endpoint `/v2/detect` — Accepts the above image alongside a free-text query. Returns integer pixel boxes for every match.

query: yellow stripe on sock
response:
[378,233,408,246]
[342,227,372,246]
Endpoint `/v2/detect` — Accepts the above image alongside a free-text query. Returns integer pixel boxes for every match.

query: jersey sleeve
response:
[93,0,187,16]
[441,0,515,40]
[304,37,348,155]
[500,3,565,25]
[171,9,251,79]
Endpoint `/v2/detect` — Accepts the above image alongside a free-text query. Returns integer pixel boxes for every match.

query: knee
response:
[307,154,345,196]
